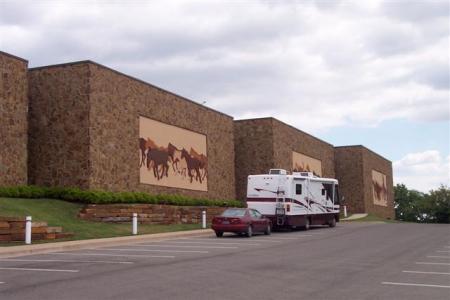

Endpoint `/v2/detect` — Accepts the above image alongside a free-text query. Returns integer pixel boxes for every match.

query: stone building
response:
[335,145,395,219]
[0,50,396,218]
[234,118,335,201]
[28,60,235,200]
[0,51,28,186]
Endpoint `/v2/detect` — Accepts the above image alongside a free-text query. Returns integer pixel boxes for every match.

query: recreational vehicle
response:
[246,169,340,229]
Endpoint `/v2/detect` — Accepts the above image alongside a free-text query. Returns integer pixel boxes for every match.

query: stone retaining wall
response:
[78,204,228,225]
[0,217,72,242]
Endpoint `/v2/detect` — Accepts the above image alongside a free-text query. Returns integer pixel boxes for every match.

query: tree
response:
[394,184,449,224]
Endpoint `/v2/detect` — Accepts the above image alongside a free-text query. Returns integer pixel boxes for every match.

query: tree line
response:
[394,184,449,223]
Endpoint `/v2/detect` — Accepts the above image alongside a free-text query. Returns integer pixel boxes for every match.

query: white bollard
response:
[132,213,138,235]
[25,216,32,245]
[343,206,347,218]
[202,210,206,229]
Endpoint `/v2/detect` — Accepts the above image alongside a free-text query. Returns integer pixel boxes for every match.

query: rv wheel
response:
[329,218,336,228]
[245,225,253,237]
[264,224,272,235]
[304,218,310,231]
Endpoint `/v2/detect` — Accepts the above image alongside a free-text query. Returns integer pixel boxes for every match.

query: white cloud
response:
[393,150,450,192]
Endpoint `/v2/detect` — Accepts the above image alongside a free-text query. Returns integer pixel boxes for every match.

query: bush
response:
[0,185,245,208]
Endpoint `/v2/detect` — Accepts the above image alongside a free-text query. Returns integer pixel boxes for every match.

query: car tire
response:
[264,224,271,235]
[329,217,336,228]
[304,218,310,231]
[215,231,223,237]
[245,225,253,237]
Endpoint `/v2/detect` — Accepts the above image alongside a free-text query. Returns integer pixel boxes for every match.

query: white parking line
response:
[156,241,261,246]
[90,248,209,254]
[416,262,450,266]
[427,256,450,259]
[0,267,79,273]
[137,244,237,249]
[437,250,450,253]
[51,252,175,258]
[403,270,450,275]
[0,258,133,264]
[187,238,281,243]
[382,282,450,289]
[0,282,4,284]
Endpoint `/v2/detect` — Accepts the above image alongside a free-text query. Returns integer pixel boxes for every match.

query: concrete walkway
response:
[341,213,368,221]
[0,229,213,258]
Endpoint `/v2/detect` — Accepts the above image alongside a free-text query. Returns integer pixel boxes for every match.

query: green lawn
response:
[0,198,202,245]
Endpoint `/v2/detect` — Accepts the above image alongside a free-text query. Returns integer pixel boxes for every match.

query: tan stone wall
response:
[78,204,228,225]
[28,63,91,188]
[334,147,366,213]
[0,52,28,186]
[234,118,274,200]
[335,146,395,219]
[88,63,235,200]
[272,118,335,178]
[27,61,235,200]
[362,147,395,219]
[234,118,335,201]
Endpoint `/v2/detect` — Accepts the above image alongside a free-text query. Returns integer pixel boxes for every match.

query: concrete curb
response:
[0,229,214,258]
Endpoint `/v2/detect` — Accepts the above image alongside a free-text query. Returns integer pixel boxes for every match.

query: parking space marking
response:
[51,252,175,258]
[416,262,450,266]
[402,271,450,275]
[157,241,261,246]
[137,244,238,249]
[187,238,281,243]
[0,282,4,285]
[382,282,450,289]
[0,267,79,273]
[437,250,450,253]
[90,248,209,254]
[427,256,450,259]
[0,259,134,264]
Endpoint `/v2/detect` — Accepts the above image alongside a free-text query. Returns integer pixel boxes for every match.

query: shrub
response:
[0,185,245,207]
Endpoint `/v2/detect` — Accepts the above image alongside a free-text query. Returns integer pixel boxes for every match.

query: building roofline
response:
[334,145,391,162]
[0,51,28,63]
[235,117,334,147]
[29,60,233,119]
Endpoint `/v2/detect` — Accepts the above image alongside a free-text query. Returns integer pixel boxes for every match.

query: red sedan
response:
[212,208,272,237]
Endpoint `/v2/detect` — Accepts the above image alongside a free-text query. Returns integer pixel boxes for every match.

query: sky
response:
[0,0,448,192]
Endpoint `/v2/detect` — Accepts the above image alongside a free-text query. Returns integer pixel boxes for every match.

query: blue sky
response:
[0,0,448,192]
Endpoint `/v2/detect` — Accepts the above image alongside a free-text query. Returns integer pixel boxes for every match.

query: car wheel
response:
[245,225,253,237]
[264,224,271,235]
[329,217,336,228]
[304,218,310,231]
[215,231,223,237]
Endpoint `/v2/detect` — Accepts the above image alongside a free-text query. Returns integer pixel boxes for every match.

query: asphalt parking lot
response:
[0,222,449,300]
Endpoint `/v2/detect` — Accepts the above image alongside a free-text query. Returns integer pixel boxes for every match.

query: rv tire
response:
[304,218,310,231]
[245,225,253,237]
[329,217,336,228]
[215,231,223,237]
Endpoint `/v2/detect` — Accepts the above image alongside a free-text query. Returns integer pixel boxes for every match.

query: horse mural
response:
[373,180,387,203]
[146,146,170,180]
[181,148,203,184]
[139,138,148,167]
[190,147,208,180]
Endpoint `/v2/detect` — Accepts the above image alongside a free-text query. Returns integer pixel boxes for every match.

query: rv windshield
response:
[221,209,246,217]
[334,185,340,205]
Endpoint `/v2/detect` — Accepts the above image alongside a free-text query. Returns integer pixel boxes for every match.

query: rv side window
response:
[296,184,302,195]
[322,189,326,196]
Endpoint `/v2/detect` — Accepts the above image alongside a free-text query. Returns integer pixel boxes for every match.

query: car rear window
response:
[221,209,246,217]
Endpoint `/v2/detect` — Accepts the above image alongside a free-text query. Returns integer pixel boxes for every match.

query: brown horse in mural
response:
[146,146,170,180]
[139,138,148,167]
[190,147,208,180]
[181,148,203,183]
[373,180,387,202]
[167,143,180,172]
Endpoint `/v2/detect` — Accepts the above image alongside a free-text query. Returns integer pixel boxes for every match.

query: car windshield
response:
[221,209,246,217]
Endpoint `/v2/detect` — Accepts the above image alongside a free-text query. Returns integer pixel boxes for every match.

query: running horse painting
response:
[139,116,208,191]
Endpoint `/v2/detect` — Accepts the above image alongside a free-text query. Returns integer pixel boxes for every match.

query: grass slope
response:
[0,198,201,244]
